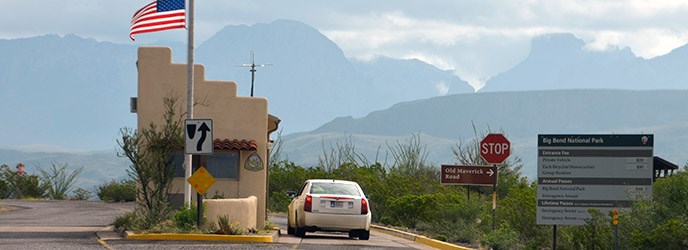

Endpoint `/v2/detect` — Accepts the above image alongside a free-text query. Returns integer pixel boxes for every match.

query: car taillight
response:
[361,199,368,214]
[304,195,312,212]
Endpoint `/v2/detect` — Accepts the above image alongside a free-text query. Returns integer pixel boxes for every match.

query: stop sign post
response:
[479,133,510,231]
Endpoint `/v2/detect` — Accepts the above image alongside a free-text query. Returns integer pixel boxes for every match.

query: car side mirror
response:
[287,191,297,198]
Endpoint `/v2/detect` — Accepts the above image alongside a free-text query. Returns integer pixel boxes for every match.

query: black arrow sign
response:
[197,122,211,151]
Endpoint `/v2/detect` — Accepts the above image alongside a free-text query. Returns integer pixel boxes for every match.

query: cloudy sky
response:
[2,0,687,90]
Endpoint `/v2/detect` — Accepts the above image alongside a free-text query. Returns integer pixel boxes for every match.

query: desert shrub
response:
[71,188,92,200]
[558,209,613,250]
[482,224,522,250]
[37,163,83,200]
[216,215,245,235]
[173,203,205,231]
[113,211,137,231]
[0,165,46,199]
[0,178,9,199]
[428,200,484,244]
[97,179,136,202]
[385,194,440,228]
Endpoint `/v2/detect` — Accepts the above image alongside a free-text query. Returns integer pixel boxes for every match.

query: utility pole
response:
[238,51,272,97]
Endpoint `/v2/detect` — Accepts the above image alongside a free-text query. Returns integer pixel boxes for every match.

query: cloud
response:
[3,0,688,81]
[435,81,450,96]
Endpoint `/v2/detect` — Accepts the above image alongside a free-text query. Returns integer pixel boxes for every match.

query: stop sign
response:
[480,133,511,164]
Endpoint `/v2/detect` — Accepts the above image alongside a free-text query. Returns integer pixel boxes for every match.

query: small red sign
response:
[480,133,511,164]
[441,165,497,186]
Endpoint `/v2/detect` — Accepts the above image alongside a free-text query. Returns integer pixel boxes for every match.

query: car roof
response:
[307,179,358,185]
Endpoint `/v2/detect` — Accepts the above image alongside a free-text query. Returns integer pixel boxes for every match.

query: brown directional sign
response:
[441,165,497,186]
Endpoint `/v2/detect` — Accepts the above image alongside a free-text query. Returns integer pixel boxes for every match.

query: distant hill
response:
[0,20,472,151]
[282,89,688,178]
[0,148,128,194]
[0,34,138,150]
[482,33,688,92]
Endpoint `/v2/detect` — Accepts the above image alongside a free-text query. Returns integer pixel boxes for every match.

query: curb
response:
[124,229,278,243]
[371,225,474,250]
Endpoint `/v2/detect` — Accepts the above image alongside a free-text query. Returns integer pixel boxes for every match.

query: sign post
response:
[187,158,216,226]
[185,119,214,226]
[479,133,510,230]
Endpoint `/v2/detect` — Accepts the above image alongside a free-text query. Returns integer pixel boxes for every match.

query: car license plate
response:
[330,201,343,208]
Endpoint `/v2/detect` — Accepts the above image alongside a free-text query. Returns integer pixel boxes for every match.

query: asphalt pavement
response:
[0,199,134,250]
[0,200,438,249]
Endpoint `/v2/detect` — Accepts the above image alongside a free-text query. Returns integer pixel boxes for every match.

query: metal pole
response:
[184,0,195,206]
[467,186,470,202]
[614,223,618,250]
[193,155,203,227]
[250,66,256,97]
[553,225,557,250]
[492,164,497,231]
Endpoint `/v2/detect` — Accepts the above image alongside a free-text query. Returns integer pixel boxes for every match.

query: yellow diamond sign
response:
[187,166,216,195]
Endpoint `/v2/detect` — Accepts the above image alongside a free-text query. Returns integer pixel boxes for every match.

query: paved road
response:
[0,200,432,249]
[0,199,133,250]
[269,215,433,249]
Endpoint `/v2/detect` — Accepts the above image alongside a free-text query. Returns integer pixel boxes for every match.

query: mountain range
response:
[482,33,688,92]
[1,19,687,185]
[0,20,473,151]
[282,89,688,178]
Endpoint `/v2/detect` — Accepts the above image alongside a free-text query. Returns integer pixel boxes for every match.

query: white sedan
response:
[287,179,372,240]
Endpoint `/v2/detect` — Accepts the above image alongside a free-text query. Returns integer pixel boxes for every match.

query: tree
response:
[37,163,83,200]
[118,95,184,228]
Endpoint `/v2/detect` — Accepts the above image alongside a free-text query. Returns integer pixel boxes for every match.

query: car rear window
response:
[310,182,360,196]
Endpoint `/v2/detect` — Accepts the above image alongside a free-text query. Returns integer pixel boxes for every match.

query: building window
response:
[169,152,239,179]
[170,152,185,178]
[205,152,240,179]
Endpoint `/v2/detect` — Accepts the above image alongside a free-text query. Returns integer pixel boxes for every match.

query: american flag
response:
[130,0,186,41]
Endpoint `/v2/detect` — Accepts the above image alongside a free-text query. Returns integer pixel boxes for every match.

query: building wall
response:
[136,46,269,229]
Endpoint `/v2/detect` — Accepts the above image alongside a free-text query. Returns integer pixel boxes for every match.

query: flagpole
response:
[184,0,195,206]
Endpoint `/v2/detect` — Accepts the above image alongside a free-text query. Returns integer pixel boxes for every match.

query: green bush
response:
[626,170,688,248]
[426,201,484,244]
[71,188,92,200]
[113,211,136,231]
[37,163,83,200]
[633,218,688,249]
[173,204,205,231]
[0,179,9,199]
[97,179,136,202]
[482,225,522,250]
[558,209,613,250]
[216,215,245,235]
[0,164,46,199]
[386,194,439,228]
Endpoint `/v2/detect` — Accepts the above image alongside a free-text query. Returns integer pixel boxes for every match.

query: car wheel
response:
[348,230,357,238]
[295,226,306,238]
[294,215,306,238]
[359,230,370,240]
[287,214,295,235]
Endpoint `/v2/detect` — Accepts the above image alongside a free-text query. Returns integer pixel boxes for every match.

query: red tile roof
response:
[213,139,257,151]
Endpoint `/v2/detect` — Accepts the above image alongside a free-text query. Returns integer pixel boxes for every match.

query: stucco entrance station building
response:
[134,47,279,229]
